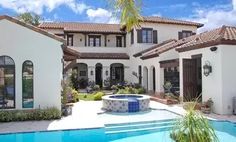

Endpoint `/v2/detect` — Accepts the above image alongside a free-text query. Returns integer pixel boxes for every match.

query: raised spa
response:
[102,95,150,113]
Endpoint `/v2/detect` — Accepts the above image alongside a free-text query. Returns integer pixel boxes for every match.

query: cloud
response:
[184,0,236,33]
[86,8,119,24]
[151,13,162,17]
[0,0,89,15]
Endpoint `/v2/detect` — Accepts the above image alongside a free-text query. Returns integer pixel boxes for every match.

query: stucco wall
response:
[220,45,236,114]
[128,48,179,93]
[179,47,223,114]
[0,19,63,110]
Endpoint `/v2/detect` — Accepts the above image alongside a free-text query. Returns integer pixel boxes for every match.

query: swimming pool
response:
[1,120,236,142]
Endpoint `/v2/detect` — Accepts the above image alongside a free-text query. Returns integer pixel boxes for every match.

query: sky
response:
[0,0,235,32]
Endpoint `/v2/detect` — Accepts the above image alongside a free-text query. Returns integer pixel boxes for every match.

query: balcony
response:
[68,46,128,53]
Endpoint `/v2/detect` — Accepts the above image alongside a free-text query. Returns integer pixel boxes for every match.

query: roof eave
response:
[0,15,66,44]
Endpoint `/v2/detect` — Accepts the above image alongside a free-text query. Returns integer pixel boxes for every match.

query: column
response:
[124,66,130,83]
[102,66,110,87]
[88,66,95,83]
[179,58,184,102]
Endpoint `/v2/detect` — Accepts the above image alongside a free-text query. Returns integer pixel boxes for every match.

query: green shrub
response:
[135,87,146,94]
[94,92,105,101]
[71,89,80,102]
[111,85,118,90]
[116,87,145,94]
[93,85,100,91]
[0,107,61,122]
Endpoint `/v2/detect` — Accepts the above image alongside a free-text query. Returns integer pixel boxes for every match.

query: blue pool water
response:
[1,120,236,142]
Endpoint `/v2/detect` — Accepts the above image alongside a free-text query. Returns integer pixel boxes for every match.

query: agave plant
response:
[170,102,219,142]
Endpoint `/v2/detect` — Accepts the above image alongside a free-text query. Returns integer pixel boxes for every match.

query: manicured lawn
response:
[78,93,96,101]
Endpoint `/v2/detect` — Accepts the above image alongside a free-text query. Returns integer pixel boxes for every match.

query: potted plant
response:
[163,81,172,99]
[201,98,213,114]
[170,102,218,142]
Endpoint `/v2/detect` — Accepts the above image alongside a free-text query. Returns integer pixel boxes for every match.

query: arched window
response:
[22,61,33,108]
[0,56,15,109]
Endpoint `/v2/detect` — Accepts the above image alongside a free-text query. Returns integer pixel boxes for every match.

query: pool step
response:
[105,119,175,134]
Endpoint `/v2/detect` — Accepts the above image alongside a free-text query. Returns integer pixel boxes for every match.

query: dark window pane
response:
[22,61,33,108]
[0,56,15,109]
[141,29,153,43]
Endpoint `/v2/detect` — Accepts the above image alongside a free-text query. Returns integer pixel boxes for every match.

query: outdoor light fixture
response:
[105,70,109,76]
[90,70,93,76]
[203,61,212,77]
[210,46,218,52]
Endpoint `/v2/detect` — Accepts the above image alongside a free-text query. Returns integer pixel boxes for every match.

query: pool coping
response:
[1,108,235,136]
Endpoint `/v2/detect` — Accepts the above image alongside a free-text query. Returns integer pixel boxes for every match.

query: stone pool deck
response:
[0,101,236,134]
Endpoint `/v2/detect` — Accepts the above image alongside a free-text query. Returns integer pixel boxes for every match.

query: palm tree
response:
[113,0,143,31]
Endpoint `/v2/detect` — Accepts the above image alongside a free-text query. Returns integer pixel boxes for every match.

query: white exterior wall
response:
[221,45,236,114]
[73,33,85,47]
[128,47,179,93]
[0,20,63,110]
[127,22,197,88]
[179,47,223,114]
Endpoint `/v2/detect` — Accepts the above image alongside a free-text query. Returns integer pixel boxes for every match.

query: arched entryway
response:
[77,63,88,89]
[95,63,103,87]
[143,66,148,91]
[110,63,124,85]
[150,66,156,92]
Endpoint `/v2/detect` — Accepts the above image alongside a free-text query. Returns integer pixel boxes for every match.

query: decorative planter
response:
[62,103,73,116]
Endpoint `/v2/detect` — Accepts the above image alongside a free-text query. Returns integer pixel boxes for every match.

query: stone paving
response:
[0,100,236,134]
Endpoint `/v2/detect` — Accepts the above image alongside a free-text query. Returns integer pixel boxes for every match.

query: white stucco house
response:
[0,15,75,110]
[39,16,236,115]
[2,14,234,115]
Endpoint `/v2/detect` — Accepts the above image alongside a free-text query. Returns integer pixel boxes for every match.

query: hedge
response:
[0,107,61,122]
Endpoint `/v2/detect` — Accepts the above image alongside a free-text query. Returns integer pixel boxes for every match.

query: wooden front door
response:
[183,59,198,101]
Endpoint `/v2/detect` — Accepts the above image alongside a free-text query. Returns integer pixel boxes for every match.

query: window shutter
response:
[99,37,101,47]
[178,32,183,40]
[153,30,158,44]
[137,29,142,43]
[131,30,134,44]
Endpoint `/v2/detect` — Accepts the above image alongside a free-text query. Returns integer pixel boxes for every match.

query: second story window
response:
[67,35,73,46]
[142,29,152,43]
[89,35,101,47]
[137,28,158,44]
[116,36,122,47]
[179,31,195,39]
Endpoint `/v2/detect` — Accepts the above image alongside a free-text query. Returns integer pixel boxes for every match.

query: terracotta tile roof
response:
[0,15,66,44]
[133,39,176,57]
[140,36,196,60]
[143,16,203,28]
[39,22,125,34]
[176,25,236,52]
[39,16,203,33]
[63,47,80,61]
[65,48,130,60]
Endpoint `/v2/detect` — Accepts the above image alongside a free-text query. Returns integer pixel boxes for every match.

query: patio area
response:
[0,100,236,134]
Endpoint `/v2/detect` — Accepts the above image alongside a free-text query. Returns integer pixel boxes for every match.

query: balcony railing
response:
[68,46,128,53]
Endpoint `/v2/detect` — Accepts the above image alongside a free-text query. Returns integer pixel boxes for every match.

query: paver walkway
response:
[0,101,235,134]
